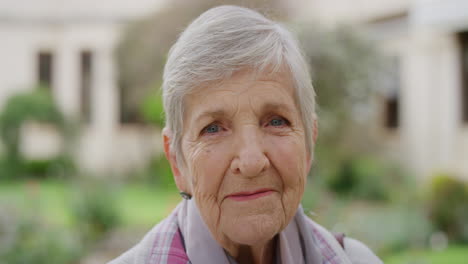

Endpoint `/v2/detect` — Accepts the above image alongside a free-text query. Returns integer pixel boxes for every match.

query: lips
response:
[226,188,275,201]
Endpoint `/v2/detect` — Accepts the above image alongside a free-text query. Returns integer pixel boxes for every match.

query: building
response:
[0,0,167,174]
[2,0,468,179]
[297,0,468,180]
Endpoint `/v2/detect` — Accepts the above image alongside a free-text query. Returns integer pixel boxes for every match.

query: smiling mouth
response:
[227,189,275,201]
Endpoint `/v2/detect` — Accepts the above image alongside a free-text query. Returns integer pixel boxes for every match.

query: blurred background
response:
[1,0,468,263]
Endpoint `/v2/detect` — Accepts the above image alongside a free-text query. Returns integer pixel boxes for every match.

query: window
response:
[80,51,93,122]
[37,51,53,89]
[385,95,399,129]
[383,57,400,129]
[119,85,144,124]
[460,32,468,123]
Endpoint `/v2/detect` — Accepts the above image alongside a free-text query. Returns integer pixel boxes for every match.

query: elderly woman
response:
[111,5,382,264]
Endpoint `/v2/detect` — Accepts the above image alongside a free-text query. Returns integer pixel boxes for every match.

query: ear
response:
[312,118,318,144]
[163,127,189,193]
[306,118,318,172]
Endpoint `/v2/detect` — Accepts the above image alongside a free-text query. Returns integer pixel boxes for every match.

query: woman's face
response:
[171,70,311,252]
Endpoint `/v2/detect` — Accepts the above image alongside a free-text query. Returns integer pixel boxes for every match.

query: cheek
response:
[266,135,308,185]
[265,135,307,213]
[188,142,232,199]
[187,142,234,241]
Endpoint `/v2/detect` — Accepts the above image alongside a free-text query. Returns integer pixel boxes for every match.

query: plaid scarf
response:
[142,200,350,264]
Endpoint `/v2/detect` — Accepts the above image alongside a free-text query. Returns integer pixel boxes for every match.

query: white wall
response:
[296,0,411,25]
[404,0,468,179]
[0,24,38,107]
[0,0,167,21]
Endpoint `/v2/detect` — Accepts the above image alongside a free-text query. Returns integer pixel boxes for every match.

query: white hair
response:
[162,5,316,165]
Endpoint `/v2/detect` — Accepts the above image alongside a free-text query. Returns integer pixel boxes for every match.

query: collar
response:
[177,199,322,264]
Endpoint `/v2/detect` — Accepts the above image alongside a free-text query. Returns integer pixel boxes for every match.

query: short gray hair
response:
[162,5,316,165]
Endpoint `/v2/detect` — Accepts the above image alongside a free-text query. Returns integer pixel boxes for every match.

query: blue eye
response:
[204,124,220,134]
[269,118,286,127]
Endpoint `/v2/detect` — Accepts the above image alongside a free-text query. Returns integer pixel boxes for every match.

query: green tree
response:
[0,87,76,179]
[298,25,385,164]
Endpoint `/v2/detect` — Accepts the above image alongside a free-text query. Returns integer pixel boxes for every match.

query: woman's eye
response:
[203,124,220,134]
[269,118,287,127]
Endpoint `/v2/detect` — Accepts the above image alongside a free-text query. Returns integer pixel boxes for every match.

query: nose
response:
[230,127,270,177]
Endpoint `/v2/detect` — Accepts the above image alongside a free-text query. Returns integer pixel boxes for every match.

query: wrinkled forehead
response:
[185,67,297,106]
[182,68,298,119]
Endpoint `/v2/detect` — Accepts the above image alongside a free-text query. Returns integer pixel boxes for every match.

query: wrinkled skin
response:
[163,69,315,264]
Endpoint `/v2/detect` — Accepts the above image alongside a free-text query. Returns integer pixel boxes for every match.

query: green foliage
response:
[384,245,468,264]
[307,194,432,257]
[299,25,384,157]
[327,159,357,195]
[135,154,177,190]
[0,154,76,181]
[347,206,432,256]
[0,206,82,264]
[140,89,165,127]
[0,88,64,159]
[326,157,396,201]
[426,174,468,243]
[0,155,21,180]
[149,155,176,189]
[21,155,76,179]
[298,25,389,189]
[71,181,121,241]
[0,88,74,180]
[304,161,428,257]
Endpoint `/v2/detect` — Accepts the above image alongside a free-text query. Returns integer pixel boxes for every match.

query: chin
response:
[220,203,285,246]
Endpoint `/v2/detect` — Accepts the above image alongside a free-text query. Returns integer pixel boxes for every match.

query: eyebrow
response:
[193,108,228,123]
[193,102,295,123]
[261,102,295,114]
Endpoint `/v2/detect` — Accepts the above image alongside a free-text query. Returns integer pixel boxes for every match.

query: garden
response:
[1,0,468,263]
[1,155,468,263]
[1,83,467,264]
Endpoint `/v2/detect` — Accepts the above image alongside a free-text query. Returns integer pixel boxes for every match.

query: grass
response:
[117,183,180,228]
[0,180,72,226]
[2,179,468,264]
[384,245,468,264]
[3,179,468,264]
[0,179,180,229]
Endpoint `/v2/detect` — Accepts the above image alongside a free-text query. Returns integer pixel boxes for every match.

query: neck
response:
[230,236,277,264]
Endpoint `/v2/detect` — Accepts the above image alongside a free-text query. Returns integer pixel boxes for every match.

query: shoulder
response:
[343,237,383,264]
[304,217,382,264]
[107,210,189,264]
